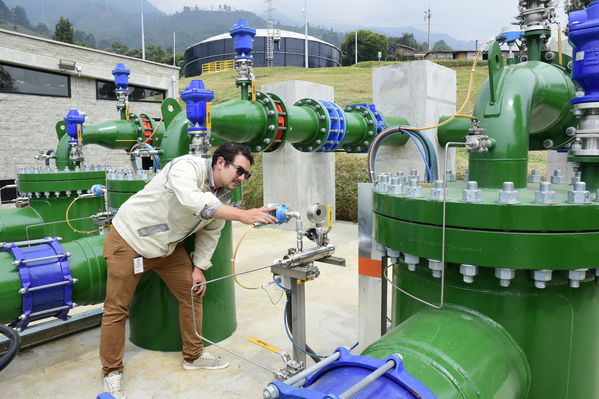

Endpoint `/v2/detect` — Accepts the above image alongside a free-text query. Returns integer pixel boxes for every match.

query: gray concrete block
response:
[372,61,457,181]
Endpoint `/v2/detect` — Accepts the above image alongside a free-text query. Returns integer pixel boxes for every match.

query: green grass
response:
[181,60,546,221]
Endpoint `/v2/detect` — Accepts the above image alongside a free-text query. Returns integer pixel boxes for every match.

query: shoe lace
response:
[200,351,220,361]
[105,373,123,393]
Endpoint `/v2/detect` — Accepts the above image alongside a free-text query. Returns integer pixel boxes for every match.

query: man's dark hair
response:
[212,141,254,167]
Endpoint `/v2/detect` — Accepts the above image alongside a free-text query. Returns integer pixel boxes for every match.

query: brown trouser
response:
[99,228,203,375]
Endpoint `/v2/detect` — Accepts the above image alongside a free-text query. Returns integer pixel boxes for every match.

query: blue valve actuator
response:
[269,204,290,224]
[181,80,214,132]
[63,109,85,140]
[112,63,130,93]
[230,19,256,58]
[495,30,523,44]
[569,1,599,104]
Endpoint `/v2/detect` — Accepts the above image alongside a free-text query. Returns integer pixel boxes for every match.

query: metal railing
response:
[201,59,235,74]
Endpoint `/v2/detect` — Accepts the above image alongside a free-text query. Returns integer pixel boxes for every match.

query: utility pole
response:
[355,30,358,64]
[425,7,431,51]
[141,0,146,60]
[173,32,176,66]
[304,0,308,68]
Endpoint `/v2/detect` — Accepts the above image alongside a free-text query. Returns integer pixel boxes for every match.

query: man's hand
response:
[239,206,278,225]
[192,267,207,297]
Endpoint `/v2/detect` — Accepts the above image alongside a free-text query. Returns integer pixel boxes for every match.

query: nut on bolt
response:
[567,181,591,204]
[462,181,483,203]
[495,268,516,287]
[550,169,563,184]
[533,269,553,289]
[428,259,443,278]
[528,169,541,183]
[405,178,423,198]
[263,384,279,399]
[568,269,588,288]
[460,264,478,284]
[404,253,419,271]
[430,180,448,201]
[386,248,400,264]
[498,182,519,204]
[534,182,555,204]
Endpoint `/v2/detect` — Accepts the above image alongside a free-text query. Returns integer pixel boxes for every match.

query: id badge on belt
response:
[133,256,144,274]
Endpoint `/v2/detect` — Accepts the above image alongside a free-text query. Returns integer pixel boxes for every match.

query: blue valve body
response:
[230,19,256,58]
[268,204,289,224]
[63,109,85,140]
[569,1,599,104]
[181,80,214,131]
[111,63,130,93]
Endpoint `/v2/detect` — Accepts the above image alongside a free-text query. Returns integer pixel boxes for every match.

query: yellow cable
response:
[65,196,100,234]
[125,105,130,121]
[232,224,261,290]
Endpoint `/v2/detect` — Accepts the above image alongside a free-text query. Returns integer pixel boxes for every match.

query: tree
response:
[53,17,74,44]
[34,23,50,36]
[74,30,96,48]
[565,0,593,12]
[0,0,10,23]
[341,30,388,66]
[432,40,453,51]
[145,44,165,62]
[11,6,31,29]
[108,42,130,55]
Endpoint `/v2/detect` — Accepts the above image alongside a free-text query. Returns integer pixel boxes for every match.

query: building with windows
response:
[0,28,179,193]
[183,28,341,77]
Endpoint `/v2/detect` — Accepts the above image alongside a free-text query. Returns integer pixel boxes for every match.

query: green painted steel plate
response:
[106,179,148,193]
[17,169,106,193]
[373,181,599,232]
[374,213,599,269]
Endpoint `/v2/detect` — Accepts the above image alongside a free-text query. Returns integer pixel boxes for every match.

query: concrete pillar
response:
[372,60,457,181]
[261,81,335,228]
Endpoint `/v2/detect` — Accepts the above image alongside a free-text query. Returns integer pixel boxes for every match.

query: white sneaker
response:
[103,371,126,399]
[182,350,230,370]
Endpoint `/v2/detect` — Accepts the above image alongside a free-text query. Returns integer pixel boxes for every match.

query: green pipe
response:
[212,100,269,143]
[471,60,575,188]
[437,116,471,147]
[286,105,320,144]
[581,163,599,191]
[378,115,411,146]
[0,197,103,243]
[362,306,530,399]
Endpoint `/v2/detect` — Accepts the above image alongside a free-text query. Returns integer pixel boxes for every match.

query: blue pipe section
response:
[2,238,74,331]
[268,347,437,399]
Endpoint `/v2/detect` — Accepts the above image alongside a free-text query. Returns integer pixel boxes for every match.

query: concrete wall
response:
[0,29,179,180]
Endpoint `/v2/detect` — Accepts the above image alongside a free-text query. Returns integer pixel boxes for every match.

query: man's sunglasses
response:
[229,163,251,179]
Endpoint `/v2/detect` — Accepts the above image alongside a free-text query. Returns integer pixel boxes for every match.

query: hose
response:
[65,196,100,234]
[0,324,20,372]
[231,224,261,290]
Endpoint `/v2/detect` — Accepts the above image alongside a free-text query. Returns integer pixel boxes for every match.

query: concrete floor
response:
[1,221,360,398]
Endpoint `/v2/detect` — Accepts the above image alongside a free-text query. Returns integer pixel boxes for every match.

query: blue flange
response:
[317,101,346,152]
[181,79,215,132]
[1,238,75,331]
[268,347,437,399]
[111,63,130,94]
[569,1,599,104]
